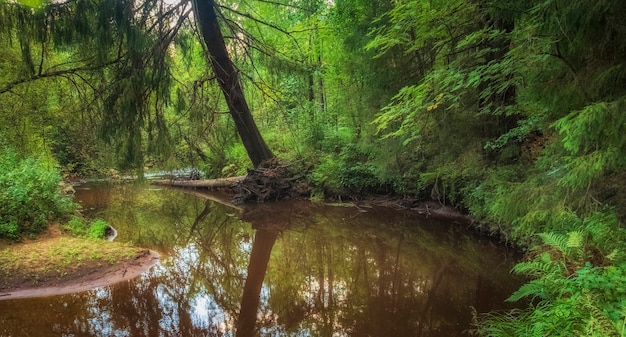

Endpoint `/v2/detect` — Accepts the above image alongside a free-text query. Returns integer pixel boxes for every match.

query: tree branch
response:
[216,4,294,37]
[0,58,120,95]
[253,0,315,13]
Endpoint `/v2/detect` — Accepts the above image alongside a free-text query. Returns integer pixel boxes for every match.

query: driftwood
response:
[412,201,472,225]
[151,176,245,189]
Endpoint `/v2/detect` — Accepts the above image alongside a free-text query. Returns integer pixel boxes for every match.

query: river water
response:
[0,182,521,337]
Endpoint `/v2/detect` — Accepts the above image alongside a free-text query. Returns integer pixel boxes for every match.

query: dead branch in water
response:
[151,176,245,189]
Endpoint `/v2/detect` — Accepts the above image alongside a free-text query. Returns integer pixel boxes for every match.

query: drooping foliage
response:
[0,0,192,173]
[365,0,518,199]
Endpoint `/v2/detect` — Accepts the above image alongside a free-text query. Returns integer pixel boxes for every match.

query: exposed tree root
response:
[233,158,310,203]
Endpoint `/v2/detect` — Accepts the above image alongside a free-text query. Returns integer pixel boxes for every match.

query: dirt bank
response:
[0,224,160,301]
[0,249,159,300]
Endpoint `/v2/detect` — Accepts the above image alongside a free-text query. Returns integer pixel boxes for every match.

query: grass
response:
[0,227,143,287]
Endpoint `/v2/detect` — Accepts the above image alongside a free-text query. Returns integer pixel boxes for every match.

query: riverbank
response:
[0,224,159,300]
[151,176,515,244]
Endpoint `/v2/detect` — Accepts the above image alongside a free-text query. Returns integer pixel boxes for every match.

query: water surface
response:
[0,182,521,336]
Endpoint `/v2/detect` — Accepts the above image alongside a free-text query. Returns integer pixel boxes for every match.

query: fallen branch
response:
[151,176,245,189]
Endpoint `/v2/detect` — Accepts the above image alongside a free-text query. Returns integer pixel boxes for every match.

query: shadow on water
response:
[0,182,522,337]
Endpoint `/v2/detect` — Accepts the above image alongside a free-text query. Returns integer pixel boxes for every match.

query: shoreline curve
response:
[0,250,160,301]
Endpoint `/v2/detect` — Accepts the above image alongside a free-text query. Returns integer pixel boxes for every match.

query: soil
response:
[0,227,160,301]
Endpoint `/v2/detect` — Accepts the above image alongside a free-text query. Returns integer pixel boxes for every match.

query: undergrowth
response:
[472,211,626,337]
[0,146,75,239]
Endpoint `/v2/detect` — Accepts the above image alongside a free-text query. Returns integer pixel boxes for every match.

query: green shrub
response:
[309,154,343,195]
[62,217,109,239]
[87,219,109,239]
[308,144,386,196]
[0,147,76,239]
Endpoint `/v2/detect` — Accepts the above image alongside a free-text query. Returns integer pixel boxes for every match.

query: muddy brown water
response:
[0,182,522,337]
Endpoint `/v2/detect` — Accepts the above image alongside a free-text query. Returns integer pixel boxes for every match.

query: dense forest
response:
[1,0,625,335]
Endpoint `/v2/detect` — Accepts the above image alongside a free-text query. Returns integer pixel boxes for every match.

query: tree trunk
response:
[317,55,325,114]
[192,0,274,168]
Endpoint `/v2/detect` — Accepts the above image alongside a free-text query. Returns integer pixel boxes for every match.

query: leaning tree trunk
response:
[192,0,274,168]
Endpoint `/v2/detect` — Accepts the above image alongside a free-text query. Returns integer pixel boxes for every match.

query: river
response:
[0,181,521,336]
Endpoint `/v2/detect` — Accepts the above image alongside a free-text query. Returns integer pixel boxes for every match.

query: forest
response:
[1,0,625,335]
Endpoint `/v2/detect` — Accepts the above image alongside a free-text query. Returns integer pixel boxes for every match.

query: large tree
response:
[192,0,274,168]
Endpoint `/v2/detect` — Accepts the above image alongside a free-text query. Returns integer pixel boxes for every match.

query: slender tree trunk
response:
[317,55,325,114]
[192,0,274,168]
[308,72,315,121]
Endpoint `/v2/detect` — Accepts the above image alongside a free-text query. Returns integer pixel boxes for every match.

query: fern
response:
[606,249,620,263]
[581,294,621,337]
[507,281,545,302]
[538,232,569,254]
[566,231,584,250]
[536,231,585,263]
[511,253,563,277]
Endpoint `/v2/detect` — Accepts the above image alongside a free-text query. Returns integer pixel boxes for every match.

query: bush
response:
[309,154,343,195]
[63,216,88,236]
[87,219,109,239]
[308,144,386,196]
[62,217,110,239]
[0,147,75,239]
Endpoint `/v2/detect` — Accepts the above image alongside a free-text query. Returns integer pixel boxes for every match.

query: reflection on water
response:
[0,182,521,337]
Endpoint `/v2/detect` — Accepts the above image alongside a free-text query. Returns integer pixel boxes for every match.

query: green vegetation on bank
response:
[0,148,142,288]
[1,0,625,335]
[0,145,75,239]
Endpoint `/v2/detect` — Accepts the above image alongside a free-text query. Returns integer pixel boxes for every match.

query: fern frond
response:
[472,308,531,337]
[512,254,561,277]
[581,295,621,337]
[605,249,620,262]
[567,231,584,249]
[567,230,585,260]
[507,281,545,302]
[539,232,569,253]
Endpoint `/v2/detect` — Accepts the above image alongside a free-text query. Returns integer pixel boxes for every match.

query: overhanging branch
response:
[0,58,121,95]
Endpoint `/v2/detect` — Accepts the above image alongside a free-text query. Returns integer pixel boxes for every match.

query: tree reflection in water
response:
[0,183,521,337]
